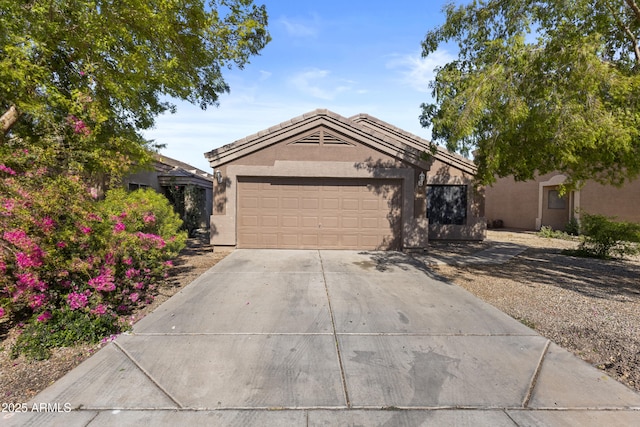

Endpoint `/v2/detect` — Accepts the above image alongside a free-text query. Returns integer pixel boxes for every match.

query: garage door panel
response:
[280,234,299,246]
[361,217,379,228]
[241,197,259,208]
[342,216,359,228]
[282,198,299,209]
[301,234,318,246]
[241,215,259,227]
[319,234,339,247]
[261,216,278,227]
[262,197,279,209]
[237,178,401,249]
[302,198,320,209]
[342,199,359,210]
[362,199,380,210]
[262,234,278,247]
[320,216,339,228]
[323,198,339,209]
[302,216,319,228]
[282,216,299,227]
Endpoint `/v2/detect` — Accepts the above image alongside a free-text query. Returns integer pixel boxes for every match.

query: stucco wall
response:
[485,173,640,231]
[484,175,545,230]
[580,179,640,223]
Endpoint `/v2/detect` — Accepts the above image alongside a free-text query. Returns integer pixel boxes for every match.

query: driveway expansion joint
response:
[319,250,351,408]
[522,339,551,408]
[113,341,184,409]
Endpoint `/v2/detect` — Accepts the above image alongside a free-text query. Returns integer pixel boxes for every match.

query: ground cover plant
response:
[0,149,186,359]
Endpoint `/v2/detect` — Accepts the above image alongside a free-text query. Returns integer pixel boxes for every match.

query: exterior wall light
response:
[417,171,426,187]
[215,170,223,184]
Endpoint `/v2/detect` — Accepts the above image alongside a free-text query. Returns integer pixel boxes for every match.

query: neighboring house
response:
[204,109,485,251]
[123,154,214,233]
[485,172,640,231]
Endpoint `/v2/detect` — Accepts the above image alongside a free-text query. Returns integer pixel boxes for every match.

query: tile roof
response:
[204,109,476,174]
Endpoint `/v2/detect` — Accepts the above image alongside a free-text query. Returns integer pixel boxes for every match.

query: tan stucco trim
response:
[535,174,581,229]
[210,161,427,249]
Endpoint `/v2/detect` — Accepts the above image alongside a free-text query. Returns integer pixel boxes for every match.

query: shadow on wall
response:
[353,157,409,251]
[210,176,232,240]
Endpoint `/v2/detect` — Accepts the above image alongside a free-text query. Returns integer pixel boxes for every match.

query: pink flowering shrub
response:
[0,150,186,359]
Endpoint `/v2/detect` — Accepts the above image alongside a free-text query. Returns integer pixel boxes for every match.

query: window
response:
[548,189,566,209]
[128,183,149,191]
[427,185,467,225]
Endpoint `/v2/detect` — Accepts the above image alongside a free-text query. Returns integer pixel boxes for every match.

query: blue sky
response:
[143,1,457,172]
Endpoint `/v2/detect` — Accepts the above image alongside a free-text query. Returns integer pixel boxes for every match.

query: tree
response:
[421,0,640,188]
[0,0,270,175]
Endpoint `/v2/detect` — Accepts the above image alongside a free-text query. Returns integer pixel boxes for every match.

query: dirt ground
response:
[1,230,638,402]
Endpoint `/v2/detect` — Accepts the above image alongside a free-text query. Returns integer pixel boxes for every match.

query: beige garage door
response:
[237,177,402,250]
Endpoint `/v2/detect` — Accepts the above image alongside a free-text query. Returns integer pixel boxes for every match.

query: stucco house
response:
[485,172,640,231]
[204,109,485,251]
[123,154,214,233]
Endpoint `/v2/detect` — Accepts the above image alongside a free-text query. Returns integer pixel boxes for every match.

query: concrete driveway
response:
[5,250,640,426]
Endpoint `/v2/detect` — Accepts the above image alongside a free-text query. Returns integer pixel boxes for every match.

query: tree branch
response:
[1,105,19,135]
[625,0,640,24]
[609,1,640,65]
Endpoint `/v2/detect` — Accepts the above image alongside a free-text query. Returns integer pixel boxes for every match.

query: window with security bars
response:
[427,185,467,225]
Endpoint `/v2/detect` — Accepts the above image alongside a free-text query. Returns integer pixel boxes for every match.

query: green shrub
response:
[98,188,187,256]
[537,225,572,240]
[564,216,580,236]
[11,309,125,360]
[579,213,640,259]
[1,150,188,359]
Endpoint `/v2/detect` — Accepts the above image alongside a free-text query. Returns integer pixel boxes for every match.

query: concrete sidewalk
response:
[5,250,640,426]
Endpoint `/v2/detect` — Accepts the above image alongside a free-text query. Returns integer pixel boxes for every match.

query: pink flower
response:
[67,292,88,310]
[122,257,133,265]
[125,268,139,279]
[143,213,156,223]
[28,294,47,309]
[3,230,33,249]
[0,260,6,274]
[39,217,55,232]
[2,199,15,214]
[37,311,52,322]
[0,307,5,318]
[133,282,144,289]
[15,251,43,269]
[80,226,92,234]
[113,222,126,232]
[57,241,67,248]
[66,115,91,136]
[0,164,16,175]
[164,260,173,267]
[91,304,107,315]
[16,272,47,291]
[129,293,139,303]
[88,271,115,292]
[136,232,166,249]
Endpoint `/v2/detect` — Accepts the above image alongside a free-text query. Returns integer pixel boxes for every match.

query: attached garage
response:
[237,177,401,249]
[205,109,485,251]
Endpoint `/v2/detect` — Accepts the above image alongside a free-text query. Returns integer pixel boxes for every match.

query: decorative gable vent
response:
[289,131,321,145]
[323,131,353,146]
[289,130,354,146]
